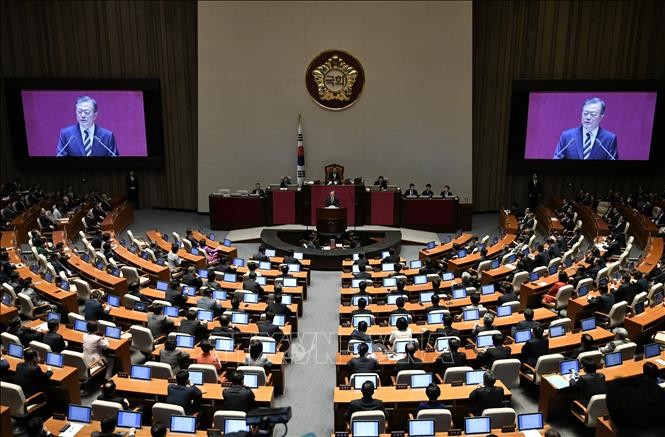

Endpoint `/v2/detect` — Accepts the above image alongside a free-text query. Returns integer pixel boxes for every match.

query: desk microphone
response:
[56,136,76,157]
[553,138,575,159]
[94,136,118,157]
[595,138,616,160]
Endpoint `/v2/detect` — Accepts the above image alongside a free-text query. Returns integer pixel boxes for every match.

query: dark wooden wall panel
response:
[0,0,197,210]
[473,0,665,211]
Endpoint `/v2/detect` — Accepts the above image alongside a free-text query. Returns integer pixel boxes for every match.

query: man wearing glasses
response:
[553,97,618,160]
[56,95,119,157]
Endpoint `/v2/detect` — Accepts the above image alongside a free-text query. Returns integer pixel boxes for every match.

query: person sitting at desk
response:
[389,279,407,296]
[167,369,202,415]
[243,339,272,374]
[419,257,440,275]
[569,357,606,406]
[328,169,342,185]
[25,417,54,437]
[19,278,56,316]
[389,317,413,345]
[374,176,388,190]
[209,315,240,339]
[404,183,418,197]
[440,185,453,197]
[390,297,410,317]
[148,303,175,338]
[533,243,551,268]
[267,292,294,318]
[159,338,190,373]
[588,283,615,315]
[348,342,379,374]
[196,286,222,317]
[421,184,434,197]
[354,263,372,280]
[179,308,208,342]
[471,314,496,337]
[15,348,53,397]
[642,362,665,385]
[542,271,569,306]
[251,183,265,196]
[344,381,385,423]
[394,342,423,373]
[351,320,372,343]
[242,272,264,298]
[477,334,512,369]
[165,280,187,308]
[283,249,301,265]
[498,283,519,306]
[521,325,549,367]
[279,176,291,188]
[469,371,505,416]
[223,370,256,412]
[85,290,111,322]
[7,316,43,346]
[252,245,270,262]
[83,321,115,380]
[511,308,539,337]
[181,266,203,289]
[382,247,400,264]
[97,380,130,410]
[425,314,460,346]
[325,190,340,207]
[166,243,183,273]
[353,252,369,267]
[599,327,631,354]
[390,263,405,278]
[42,318,66,353]
[464,292,486,315]
[417,384,450,413]
[257,312,283,343]
[92,415,136,437]
[196,339,222,372]
[426,294,447,313]
[436,338,467,375]
[350,297,372,317]
[612,272,638,304]
[568,333,595,359]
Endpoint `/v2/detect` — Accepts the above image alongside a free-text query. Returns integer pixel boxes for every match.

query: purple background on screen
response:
[21,90,148,157]
[524,92,656,160]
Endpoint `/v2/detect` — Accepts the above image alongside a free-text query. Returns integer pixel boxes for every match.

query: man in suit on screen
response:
[552,97,618,160]
[56,96,119,157]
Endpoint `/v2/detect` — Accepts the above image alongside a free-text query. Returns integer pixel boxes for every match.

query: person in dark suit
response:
[521,325,549,367]
[382,248,400,264]
[511,308,539,337]
[178,308,207,342]
[56,96,119,157]
[252,245,270,262]
[166,370,202,415]
[533,243,551,268]
[528,173,542,209]
[42,318,66,353]
[250,183,265,196]
[344,381,385,423]
[569,357,606,405]
[553,98,618,160]
[257,312,283,343]
[416,384,449,412]
[389,297,410,318]
[181,266,203,289]
[328,169,342,185]
[351,297,372,317]
[353,252,369,268]
[469,371,505,416]
[15,348,53,397]
[267,292,294,319]
[354,263,372,280]
[127,170,139,208]
[374,176,388,190]
[589,284,615,314]
[147,303,174,338]
[421,184,434,197]
[223,370,255,412]
[426,293,447,313]
[612,273,638,304]
[84,290,111,321]
[497,284,518,306]
[350,320,372,343]
[325,190,340,207]
[436,338,468,376]
[471,314,497,338]
[165,280,187,308]
[426,314,461,345]
[477,334,512,369]
[440,185,453,197]
[348,342,380,374]
[568,333,595,359]
[91,415,136,437]
[404,183,418,197]
[394,342,423,374]
[97,380,130,409]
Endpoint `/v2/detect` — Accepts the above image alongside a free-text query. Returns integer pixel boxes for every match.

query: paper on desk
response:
[387,353,405,361]
[505,264,516,270]
[523,430,543,437]
[60,423,85,437]
[538,281,549,286]
[544,374,570,389]
[654,359,665,366]
[35,322,48,331]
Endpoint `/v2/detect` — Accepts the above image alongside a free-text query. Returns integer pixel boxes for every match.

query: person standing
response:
[127,170,139,209]
[528,173,541,209]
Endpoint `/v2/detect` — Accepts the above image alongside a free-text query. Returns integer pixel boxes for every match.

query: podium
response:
[316,207,347,235]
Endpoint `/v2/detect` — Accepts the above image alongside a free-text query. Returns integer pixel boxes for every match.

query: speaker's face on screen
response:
[581,102,604,131]
[76,101,97,129]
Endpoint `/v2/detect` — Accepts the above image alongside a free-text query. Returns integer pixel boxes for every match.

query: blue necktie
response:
[583,132,592,160]
[84,130,92,156]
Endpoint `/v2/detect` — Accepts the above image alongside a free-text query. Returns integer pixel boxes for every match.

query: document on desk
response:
[654,359,665,366]
[538,281,549,287]
[60,423,85,437]
[522,430,543,437]
[543,374,570,389]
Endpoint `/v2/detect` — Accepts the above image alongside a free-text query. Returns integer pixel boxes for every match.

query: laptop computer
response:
[155,280,168,291]
[67,405,92,424]
[383,277,397,288]
[463,309,480,321]
[644,342,660,358]
[223,239,232,247]
[420,291,434,303]
[73,319,88,332]
[243,373,259,389]
[435,337,450,352]
[389,314,409,327]
[134,301,148,312]
[386,294,405,305]
[408,419,435,437]
[381,263,395,272]
[215,338,235,352]
[410,373,433,388]
[175,334,195,348]
[425,241,436,250]
[7,343,23,358]
[283,277,297,287]
[182,286,197,297]
[170,416,197,434]
[130,365,152,381]
[287,264,301,272]
[409,260,423,269]
[549,265,558,275]
[105,326,122,339]
[577,285,589,297]
[634,300,646,315]
[604,351,623,368]
[164,305,180,317]
[243,293,259,304]
[465,370,485,385]
[197,269,208,279]
[413,275,427,285]
[272,314,286,327]
[517,413,544,431]
[481,284,495,295]
[117,410,142,429]
[427,312,445,325]
[224,418,250,433]
[212,290,227,301]
[352,315,373,327]
[46,352,64,367]
[548,324,566,338]
[490,259,500,269]
[350,342,373,355]
[258,261,271,270]
[465,416,491,435]
[476,335,494,348]
[47,311,61,322]
[188,370,204,386]
[452,288,467,299]
[514,329,532,343]
[441,272,454,281]
[260,340,277,354]
[457,249,467,258]
[231,312,249,325]
[293,252,303,260]
[233,258,245,267]
[223,273,237,283]
[107,294,121,307]
[529,271,540,282]
[559,359,580,376]
[352,420,380,437]
[496,305,512,317]
[580,317,596,331]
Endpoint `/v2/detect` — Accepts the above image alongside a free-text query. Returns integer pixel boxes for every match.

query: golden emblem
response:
[306,50,365,111]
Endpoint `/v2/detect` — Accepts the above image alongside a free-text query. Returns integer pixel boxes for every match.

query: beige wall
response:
[197,1,472,213]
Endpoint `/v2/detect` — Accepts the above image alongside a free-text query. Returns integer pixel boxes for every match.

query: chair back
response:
[442,366,473,383]
[585,394,608,427]
[1,332,22,350]
[73,279,92,301]
[512,272,529,293]
[121,266,141,284]
[416,409,452,432]
[395,369,425,386]
[130,325,156,354]
[614,342,637,361]
[630,292,648,312]
[123,294,141,307]
[647,283,663,305]
[28,340,52,360]
[0,381,28,417]
[533,353,564,385]
[607,302,628,328]
[575,278,594,294]
[491,359,521,388]
[213,410,246,429]
[595,267,609,284]
[188,364,218,383]
[146,361,175,379]
[554,285,574,310]
[577,350,603,365]
[2,283,17,302]
[502,301,521,312]
[91,400,123,421]
[548,257,562,269]
[482,407,516,428]
[548,317,572,332]
[62,350,93,380]
[68,312,85,326]
[350,410,385,433]
[533,266,548,277]
[17,293,36,319]
[477,260,492,274]
[152,402,185,425]
[236,365,268,386]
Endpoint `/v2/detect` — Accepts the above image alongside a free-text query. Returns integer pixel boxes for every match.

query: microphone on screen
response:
[595,138,616,160]
[553,138,575,159]
[56,136,76,157]
[94,136,118,157]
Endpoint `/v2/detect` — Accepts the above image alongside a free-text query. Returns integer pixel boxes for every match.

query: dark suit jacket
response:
[436,351,468,375]
[498,292,519,305]
[165,288,187,308]
[570,373,606,405]
[223,384,255,412]
[56,124,119,157]
[84,299,107,321]
[179,319,207,341]
[395,356,423,374]
[257,321,283,342]
[166,384,202,415]
[325,197,340,207]
[521,337,549,367]
[478,346,512,368]
[42,330,66,353]
[469,385,505,415]
[348,356,380,374]
[553,126,618,160]
[590,293,615,314]
[345,397,385,421]
[15,362,53,397]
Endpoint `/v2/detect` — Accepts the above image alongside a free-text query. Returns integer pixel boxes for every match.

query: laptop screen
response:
[223,273,237,283]
[386,294,405,305]
[293,252,303,260]
[46,352,64,367]
[243,293,259,304]
[427,312,445,325]
[256,276,267,286]
[465,417,491,435]
[634,301,645,315]
[496,305,512,317]
[653,292,664,305]
[117,410,142,429]
[518,413,544,431]
[107,294,121,307]
[212,290,227,301]
[224,418,250,433]
[134,301,148,312]
[208,233,215,241]
[420,291,434,303]
[577,285,589,297]
[529,272,540,282]
[389,314,407,327]
[476,335,494,348]
[457,249,467,258]
[176,334,195,348]
[197,269,208,279]
[463,309,480,321]
[231,312,249,324]
[258,261,271,270]
[182,286,197,297]
[243,373,259,388]
[604,351,623,367]
[352,420,380,437]
[435,337,450,352]
[188,370,204,386]
[232,257,245,267]
[283,277,297,287]
[155,281,168,291]
[549,324,566,337]
[67,405,92,424]
[581,317,596,331]
[441,272,454,281]
[272,314,286,327]
[409,260,423,269]
[223,239,232,247]
[514,329,532,343]
[73,319,88,332]
[278,294,292,305]
[465,370,485,385]
[559,359,579,375]
[393,340,412,354]
[105,326,122,339]
[60,280,70,291]
[408,419,435,437]
[215,338,234,352]
[452,288,467,299]
[350,342,373,355]
[170,416,197,434]
[413,275,427,285]
[47,311,61,322]
[7,343,23,358]
[381,263,395,272]
[1,293,10,305]
[352,265,361,273]
[383,277,397,288]
[196,310,213,322]
[44,271,54,282]
[287,263,301,272]
[260,340,276,354]
[410,373,433,388]
[164,305,180,317]
[426,241,436,249]
[644,343,660,358]
[507,254,517,264]
[481,284,494,295]
[491,259,500,269]
[549,265,558,275]
[130,365,152,381]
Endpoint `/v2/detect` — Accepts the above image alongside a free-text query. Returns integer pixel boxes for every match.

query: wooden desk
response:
[45,418,209,436]
[418,234,475,262]
[623,303,665,340]
[637,237,664,275]
[339,279,463,299]
[0,405,10,437]
[5,355,80,403]
[447,234,516,275]
[481,263,518,285]
[0,303,18,325]
[573,203,609,239]
[519,262,588,311]
[342,258,406,268]
[538,351,665,421]
[615,203,659,249]
[536,207,564,235]
[191,230,238,259]
[333,381,511,431]
[145,230,207,268]
[110,239,170,282]
[500,211,519,235]
[596,416,617,437]
[400,197,458,232]
[101,202,134,234]
[27,320,132,372]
